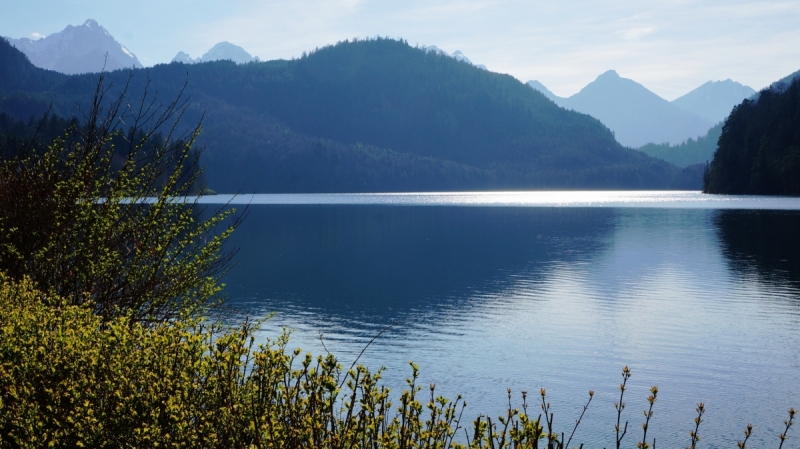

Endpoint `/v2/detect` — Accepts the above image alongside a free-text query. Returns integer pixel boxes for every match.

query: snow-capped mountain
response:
[4,19,142,74]
[424,46,486,70]
[172,42,259,65]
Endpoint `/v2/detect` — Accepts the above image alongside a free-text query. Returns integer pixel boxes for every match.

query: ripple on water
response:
[222,202,800,448]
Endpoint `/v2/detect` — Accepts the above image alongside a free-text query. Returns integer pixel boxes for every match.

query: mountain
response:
[3,19,141,74]
[636,72,800,169]
[526,80,560,103]
[705,76,800,195]
[0,37,697,192]
[672,79,755,124]
[560,70,713,147]
[527,72,714,148]
[424,46,486,70]
[172,42,259,65]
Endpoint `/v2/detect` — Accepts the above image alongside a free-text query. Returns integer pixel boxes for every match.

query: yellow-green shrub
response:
[2,277,795,449]
[0,276,506,448]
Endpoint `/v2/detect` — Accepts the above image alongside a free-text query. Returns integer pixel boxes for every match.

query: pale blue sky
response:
[2,0,799,100]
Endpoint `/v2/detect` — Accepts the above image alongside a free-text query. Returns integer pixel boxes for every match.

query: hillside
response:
[637,123,722,167]
[704,77,800,194]
[0,37,695,192]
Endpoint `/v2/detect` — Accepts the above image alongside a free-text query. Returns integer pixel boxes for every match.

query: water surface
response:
[208,192,800,448]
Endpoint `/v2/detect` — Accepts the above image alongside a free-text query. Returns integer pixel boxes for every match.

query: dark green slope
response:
[705,78,800,195]
[1,37,690,192]
[637,123,721,168]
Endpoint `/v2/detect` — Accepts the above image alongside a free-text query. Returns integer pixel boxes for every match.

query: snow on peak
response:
[423,45,486,70]
[172,42,259,65]
[5,19,142,74]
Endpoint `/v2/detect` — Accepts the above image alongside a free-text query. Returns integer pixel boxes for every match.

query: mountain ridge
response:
[0,37,697,192]
[4,19,142,74]
[671,79,755,124]
[172,41,260,65]
[556,70,713,147]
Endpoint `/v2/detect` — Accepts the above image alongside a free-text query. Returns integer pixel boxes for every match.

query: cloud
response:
[31,32,43,39]
[618,27,656,40]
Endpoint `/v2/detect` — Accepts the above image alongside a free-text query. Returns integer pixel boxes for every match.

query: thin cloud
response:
[1,0,798,99]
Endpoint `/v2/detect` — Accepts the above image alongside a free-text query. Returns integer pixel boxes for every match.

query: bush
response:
[0,276,472,448]
[0,76,237,322]
[2,277,796,449]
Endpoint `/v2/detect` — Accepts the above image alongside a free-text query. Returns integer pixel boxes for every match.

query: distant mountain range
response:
[3,19,141,74]
[172,42,260,65]
[0,37,698,191]
[620,72,796,168]
[528,71,718,148]
[672,80,755,124]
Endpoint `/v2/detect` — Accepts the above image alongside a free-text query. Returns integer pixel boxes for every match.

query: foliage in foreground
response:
[0,76,236,322]
[1,277,796,449]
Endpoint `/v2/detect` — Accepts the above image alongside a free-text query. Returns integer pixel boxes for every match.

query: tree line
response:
[704,77,800,194]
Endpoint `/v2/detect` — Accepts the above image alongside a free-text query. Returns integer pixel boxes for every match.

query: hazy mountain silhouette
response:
[172,41,259,65]
[565,70,713,147]
[3,19,141,74]
[526,80,560,103]
[528,71,714,148]
[637,69,799,168]
[672,79,755,124]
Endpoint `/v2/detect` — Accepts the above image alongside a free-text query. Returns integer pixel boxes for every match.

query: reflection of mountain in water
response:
[223,206,617,319]
[714,210,800,288]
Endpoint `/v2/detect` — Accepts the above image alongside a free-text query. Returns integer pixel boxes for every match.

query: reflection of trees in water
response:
[714,210,800,288]
[222,206,617,320]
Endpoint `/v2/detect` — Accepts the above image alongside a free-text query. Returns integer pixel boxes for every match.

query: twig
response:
[637,386,658,449]
[615,366,631,449]
[565,390,594,449]
[778,408,796,449]
[686,402,704,449]
[736,423,753,449]
[338,321,398,390]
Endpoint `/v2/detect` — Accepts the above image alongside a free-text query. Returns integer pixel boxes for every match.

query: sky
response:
[2,0,799,100]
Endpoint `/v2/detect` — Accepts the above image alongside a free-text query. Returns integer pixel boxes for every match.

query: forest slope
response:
[1,37,693,191]
[704,77,800,194]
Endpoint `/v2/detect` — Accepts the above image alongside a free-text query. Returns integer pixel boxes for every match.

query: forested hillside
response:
[637,123,721,168]
[704,77,800,194]
[1,37,696,191]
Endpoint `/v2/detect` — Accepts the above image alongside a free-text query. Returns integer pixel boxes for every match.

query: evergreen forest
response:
[704,78,800,194]
[636,122,721,168]
[0,37,700,191]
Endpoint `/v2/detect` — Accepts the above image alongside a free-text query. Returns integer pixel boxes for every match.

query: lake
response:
[206,191,800,448]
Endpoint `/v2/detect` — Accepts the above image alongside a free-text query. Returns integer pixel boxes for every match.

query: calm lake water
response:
[207,191,800,448]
